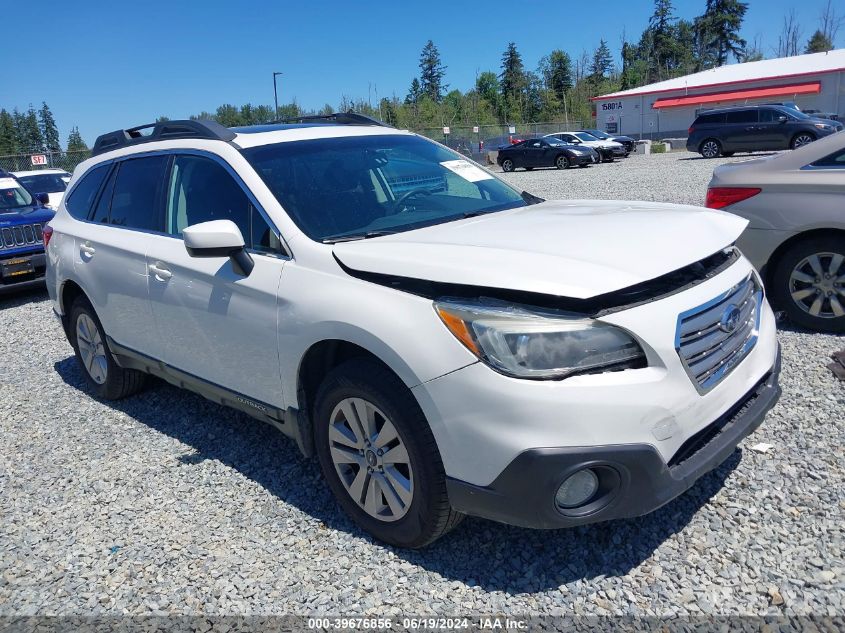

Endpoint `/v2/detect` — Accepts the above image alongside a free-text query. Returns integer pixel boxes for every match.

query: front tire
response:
[770,236,845,333]
[791,133,815,149]
[501,158,515,172]
[69,297,147,399]
[555,154,570,169]
[314,359,463,548]
[700,139,722,158]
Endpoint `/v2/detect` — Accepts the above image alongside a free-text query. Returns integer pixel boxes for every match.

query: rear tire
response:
[700,139,722,158]
[501,158,515,172]
[769,236,845,333]
[313,359,463,548]
[721,151,735,157]
[69,297,147,399]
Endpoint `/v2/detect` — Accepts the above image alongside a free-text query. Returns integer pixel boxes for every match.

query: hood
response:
[0,205,54,225]
[333,200,747,299]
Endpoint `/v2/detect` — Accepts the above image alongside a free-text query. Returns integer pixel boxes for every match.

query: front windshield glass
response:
[18,173,68,194]
[586,130,609,139]
[241,134,527,242]
[573,132,599,142]
[0,177,34,212]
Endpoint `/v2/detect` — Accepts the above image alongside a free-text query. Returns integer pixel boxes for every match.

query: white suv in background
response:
[46,115,781,548]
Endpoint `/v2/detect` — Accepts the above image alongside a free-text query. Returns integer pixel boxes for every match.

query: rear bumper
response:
[446,347,781,529]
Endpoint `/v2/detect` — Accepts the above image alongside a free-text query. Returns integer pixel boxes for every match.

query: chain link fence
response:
[0,150,92,174]
[412,121,586,161]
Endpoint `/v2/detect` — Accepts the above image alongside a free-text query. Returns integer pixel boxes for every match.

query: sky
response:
[1,0,840,147]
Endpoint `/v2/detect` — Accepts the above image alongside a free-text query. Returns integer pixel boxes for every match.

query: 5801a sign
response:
[601,102,623,111]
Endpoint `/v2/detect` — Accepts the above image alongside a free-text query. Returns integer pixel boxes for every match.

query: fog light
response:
[555,469,599,509]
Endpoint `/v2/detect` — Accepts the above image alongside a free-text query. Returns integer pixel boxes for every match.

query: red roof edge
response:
[590,66,845,101]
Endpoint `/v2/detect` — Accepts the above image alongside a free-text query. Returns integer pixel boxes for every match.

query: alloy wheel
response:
[789,252,845,319]
[556,155,569,169]
[502,159,514,172]
[793,134,814,149]
[701,140,720,158]
[328,397,414,522]
[76,313,108,384]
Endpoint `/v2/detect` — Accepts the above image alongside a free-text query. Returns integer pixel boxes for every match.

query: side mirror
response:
[777,115,788,123]
[183,219,254,276]
[35,192,49,205]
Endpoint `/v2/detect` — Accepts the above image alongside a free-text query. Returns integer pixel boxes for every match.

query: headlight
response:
[434,299,646,379]
[814,123,832,130]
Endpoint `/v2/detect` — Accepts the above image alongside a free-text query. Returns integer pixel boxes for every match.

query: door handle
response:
[148,262,172,281]
[79,243,96,257]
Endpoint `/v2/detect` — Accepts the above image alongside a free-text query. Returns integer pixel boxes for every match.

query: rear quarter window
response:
[64,164,110,220]
[725,110,758,124]
[695,113,726,125]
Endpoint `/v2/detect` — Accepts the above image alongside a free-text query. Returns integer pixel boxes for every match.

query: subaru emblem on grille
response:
[719,304,742,334]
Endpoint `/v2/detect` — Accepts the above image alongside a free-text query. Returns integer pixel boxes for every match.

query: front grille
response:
[676,274,762,392]
[0,222,45,251]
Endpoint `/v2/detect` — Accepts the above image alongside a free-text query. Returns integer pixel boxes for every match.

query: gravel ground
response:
[1,151,844,617]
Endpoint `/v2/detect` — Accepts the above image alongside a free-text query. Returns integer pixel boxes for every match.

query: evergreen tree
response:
[590,40,613,79]
[0,109,16,155]
[475,71,499,104]
[155,115,171,123]
[699,0,748,65]
[538,50,573,100]
[648,0,679,79]
[66,127,88,152]
[16,106,44,153]
[805,30,833,53]
[38,102,61,152]
[418,40,447,103]
[499,43,526,102]
[405,78,422,105]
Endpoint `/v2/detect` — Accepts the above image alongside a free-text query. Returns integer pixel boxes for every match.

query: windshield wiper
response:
[322,229,397,243]
[521,190,545,205]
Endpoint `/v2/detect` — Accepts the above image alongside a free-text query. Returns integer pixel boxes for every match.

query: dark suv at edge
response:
[687,105,843,158]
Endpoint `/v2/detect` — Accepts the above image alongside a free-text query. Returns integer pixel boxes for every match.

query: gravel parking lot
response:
[1,151,843,617]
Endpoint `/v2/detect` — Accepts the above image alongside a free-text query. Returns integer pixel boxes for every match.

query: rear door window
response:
[725,110,758,124]
[64,164,110,220]
[108,156,168,231]
[758,109,781,123]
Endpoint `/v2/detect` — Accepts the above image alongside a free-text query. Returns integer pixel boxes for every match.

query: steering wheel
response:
[393,187,432,212]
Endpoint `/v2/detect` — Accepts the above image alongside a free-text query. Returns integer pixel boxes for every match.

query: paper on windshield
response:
[440,160,493,183]
[0,178,20,189]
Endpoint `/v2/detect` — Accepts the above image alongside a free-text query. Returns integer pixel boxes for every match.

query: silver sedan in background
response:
[705,132,845,333]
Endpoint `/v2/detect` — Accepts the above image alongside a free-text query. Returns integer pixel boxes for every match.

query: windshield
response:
[0,177,34,211]
[17,173,68,194]
[573,132,599,142]
[584,130,609,139]
[241,134,527,242]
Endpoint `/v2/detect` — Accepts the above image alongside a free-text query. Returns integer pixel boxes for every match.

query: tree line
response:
[3,0,840,154]
[180,0,839,136]
[0,103,88,157]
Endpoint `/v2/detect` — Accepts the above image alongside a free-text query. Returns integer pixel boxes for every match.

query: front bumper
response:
[571,153,594,166]
[446,347,781,529]
[0,251,46,291]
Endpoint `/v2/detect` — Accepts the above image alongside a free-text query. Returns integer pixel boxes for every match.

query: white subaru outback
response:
[45,115,781,548]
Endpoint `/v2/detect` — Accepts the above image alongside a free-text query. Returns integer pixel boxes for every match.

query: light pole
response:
[273,72,283,119]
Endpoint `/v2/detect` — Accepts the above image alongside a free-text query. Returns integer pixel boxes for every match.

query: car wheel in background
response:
[700,139,722,158]
[791,133,815,149]
[555,154,570,169]
[69,297,147,399]
[501,158,515,172]
[314,359,463,548]
[770,236,845,333]
[722,152,735,157]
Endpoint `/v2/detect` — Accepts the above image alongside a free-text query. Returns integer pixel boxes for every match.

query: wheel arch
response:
[58,279,90,339]
[762,228,845,289]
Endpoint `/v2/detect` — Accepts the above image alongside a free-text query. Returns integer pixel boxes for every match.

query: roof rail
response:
[91,119,237,156]
[273,112,393,128]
